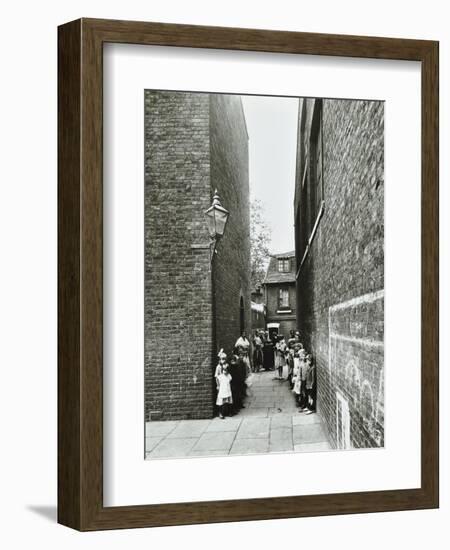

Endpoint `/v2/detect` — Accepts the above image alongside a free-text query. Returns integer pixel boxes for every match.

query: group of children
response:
[274,331,317,414]
[214,347,249,419]
[214,329,317,419]
[289,344,317,414]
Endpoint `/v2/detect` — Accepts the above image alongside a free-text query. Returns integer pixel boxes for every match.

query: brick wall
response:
[144,91,214,420]
[295,99,384,449]
[210,95,251,356]
[144,91,250,421]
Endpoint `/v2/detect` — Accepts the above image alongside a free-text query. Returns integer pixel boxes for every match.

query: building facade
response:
[263,251,297,338]
[294,98,384,449]
[144,91,250,421]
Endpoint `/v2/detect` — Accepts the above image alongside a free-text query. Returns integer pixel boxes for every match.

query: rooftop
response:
[272,250,295,259]
[263,251,297,285]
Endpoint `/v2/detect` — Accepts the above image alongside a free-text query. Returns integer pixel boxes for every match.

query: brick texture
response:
[295,99,384,449]
[144,91,250,421]
[210,95,251,355]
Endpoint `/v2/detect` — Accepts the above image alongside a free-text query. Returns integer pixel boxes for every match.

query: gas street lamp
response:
[204,190,229,262]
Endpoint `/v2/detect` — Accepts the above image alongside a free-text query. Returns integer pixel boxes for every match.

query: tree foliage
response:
[250,198,272,290]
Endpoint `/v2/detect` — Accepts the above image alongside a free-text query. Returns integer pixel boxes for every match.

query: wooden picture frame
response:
[58,18,439,531]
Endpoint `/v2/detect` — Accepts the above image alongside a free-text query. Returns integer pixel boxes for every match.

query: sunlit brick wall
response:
[295,99,384,449]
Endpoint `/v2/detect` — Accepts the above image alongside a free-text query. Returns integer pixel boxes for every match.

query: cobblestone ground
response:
[145,370,332,459]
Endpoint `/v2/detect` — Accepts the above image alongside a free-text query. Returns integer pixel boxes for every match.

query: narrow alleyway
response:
[146,370,332,459]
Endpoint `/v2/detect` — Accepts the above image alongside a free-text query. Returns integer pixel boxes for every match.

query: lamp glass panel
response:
[205,210,216,238]
[214,210,228,237]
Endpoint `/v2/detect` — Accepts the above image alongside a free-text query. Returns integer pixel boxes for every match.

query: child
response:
[216,363,233,419]
[298,349,309,411]
[291,352,301,405]
[287,347,295,388]
[305,355,316,414]
[215,348,227,379]
[275,336,287,380]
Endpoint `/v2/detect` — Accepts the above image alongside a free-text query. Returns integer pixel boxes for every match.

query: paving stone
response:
[293,412,322,426]
[236,417,270,439]
[270,415,292,429]
[191,431,236,452]
[145,436,164,453]
[273,394,292,401]
[145,421,179,437]
[230,438,269,455]
[293,423,327,445]
[167,419,211,438]
[269,428,293,452]
[237,407,269,418]
[149,437,197,458]
[279,403,298,410]
[205,417,242,432]
[251,400,276,408]
[268,407,297,416]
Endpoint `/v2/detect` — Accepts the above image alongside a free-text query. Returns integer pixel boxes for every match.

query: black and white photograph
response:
[144,90,384,459]
[3,0,443,542]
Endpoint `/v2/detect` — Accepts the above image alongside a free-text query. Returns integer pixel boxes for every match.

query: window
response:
[278,288,290,309]
[278,258,290,272]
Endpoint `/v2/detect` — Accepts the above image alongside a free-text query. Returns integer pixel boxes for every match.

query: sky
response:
[241,95,299,254]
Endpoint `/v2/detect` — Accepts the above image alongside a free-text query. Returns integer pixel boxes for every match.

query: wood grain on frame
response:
[57,18,439,531]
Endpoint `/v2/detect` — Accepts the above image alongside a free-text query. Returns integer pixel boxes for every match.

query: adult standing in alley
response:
[235,330,251,374]
[263,330,274,371]
[252,330,264,372]
[229,351,245,413]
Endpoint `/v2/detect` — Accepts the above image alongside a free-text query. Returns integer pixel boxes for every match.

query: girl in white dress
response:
[214,349,227,379]
[216,364,233,419]
[274,336,287,379]
[292,348,306,407]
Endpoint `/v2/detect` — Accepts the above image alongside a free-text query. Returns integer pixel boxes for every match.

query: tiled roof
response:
[263,251,297,284]
[272,250,295,258]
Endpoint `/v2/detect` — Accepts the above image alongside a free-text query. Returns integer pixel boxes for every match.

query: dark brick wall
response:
[210,95,251,355]
[295,99,384,449]
[144,91,250,421]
